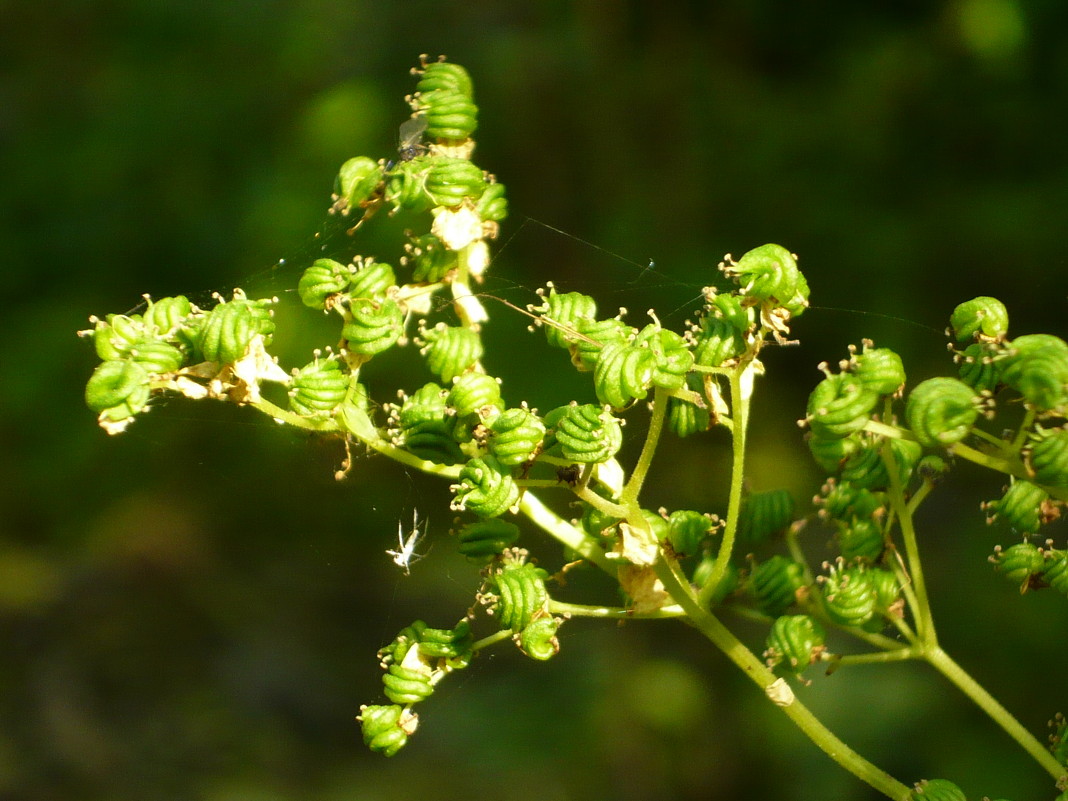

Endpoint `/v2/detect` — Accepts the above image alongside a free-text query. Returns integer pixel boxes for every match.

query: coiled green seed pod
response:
[836,518,884,562]
[725,244,809,316]
[553,404,623,464]
[382,664,434,705]
[1049,712,1068,768]
[403,421,466,464]
[415,59,473,97]
[1026,427,1068,488]
[398,382,450,430]
[840,436,922,492]
[447,371,502,419]
[475,181,508,222]
[334,156,383,214]
[421,324,483,383]
[706,291,752,334]
[535,289,598,350]
[290,356,349,416]
[1041,549,1068,596]
[1000,333,1068,411]
[986,479,1048,534]
[342,297,404,356]
[298,259,352,309]
[571,317,632,372]
[385,156,434,214]
[990,542,1044,587]
[853,346,906,396]
[419,89,478,141]
[594,340,657,408]
[456,518,521,563]
[816,480,885,521]
[488,407,546,466]
[85,360,152,421]
[667,510,714,556]
[764,614,826,674]
[128,339,185,374]
[750,555,807,617]
[423,157,486,207]
[667,394,711,438]
[404,233,458,283]
[956,342,1001,393]
[807,431,862,473]
[910,779,967,801]
[358,704,414,758]
[806,374,879,439]
[905,377,979,448]
[413,619,474,666]
[490,560,550,631]
[452,455,518,517]
[949,296,1009,343]
[518,617,560,661]
[692,315,747,368]
[634,325,693,391]
[90,313,144,360]
[198,296,275,364]
[348,259,396,301]
[868,568,902,611]
[142,295,192,337]
[738,489,795,549]
[820,565,877,628]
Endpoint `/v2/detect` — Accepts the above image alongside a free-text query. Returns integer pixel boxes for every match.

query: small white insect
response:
[387,509,429,575]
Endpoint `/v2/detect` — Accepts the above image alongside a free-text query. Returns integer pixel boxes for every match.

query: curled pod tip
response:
[806,373,880,439]
[1000,333,1068,412]
[909,779,966,801]
[985,479,1049,534]
[1025,426,1068,488]
[342,297,404,357]
[456,518,521,563]
[593,340,657,408]
[852,345,906,396]
[750,555,807,618]
[333,156,384,215]
[989,541,1044,586]
[764,614,826,674]
[490,560,550,632]
[554,403,624,464]
[905,377,980,449]
[381,664,435,705]
[819,565,878,628]
[447,371,503,419]
[142,295,193,338]
[474,180,508,222]
[298,259,352,310]
[414,58,474,98]
[949,296,1009,343]
[738,489,795,549]
[451,455,519,518]
[358,704,417,758]
[421,324,483,383]
[518,617,561,661]
[289,356,349,416]
[634,324,694,392]
[348,259,397,301]
[570,317,633,372]
[723,244,807,316]
[487,407,546,467]
[532,288,598,350]
[85,359,152,421]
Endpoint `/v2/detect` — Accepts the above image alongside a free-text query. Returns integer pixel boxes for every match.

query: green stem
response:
[518,491,615,574]
[698,360,755,608]
[826,647,920,667]
[470,629,515,652]
[621,386,669,507]
[925,646,1067,783]
[656,557,910,799]
[881,438,936,646]
[548,599,685,619]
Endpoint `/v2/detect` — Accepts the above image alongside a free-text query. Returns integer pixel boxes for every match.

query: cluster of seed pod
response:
[479,550,563,660]
[359,618,475,756]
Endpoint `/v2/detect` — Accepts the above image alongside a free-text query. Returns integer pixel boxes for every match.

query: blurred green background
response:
[3,2,1068,799]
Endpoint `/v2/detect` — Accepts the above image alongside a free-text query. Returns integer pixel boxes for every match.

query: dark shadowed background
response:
[2,2,1067,799]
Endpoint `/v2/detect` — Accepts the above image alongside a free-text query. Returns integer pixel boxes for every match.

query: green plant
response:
[78,56,1068,801]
